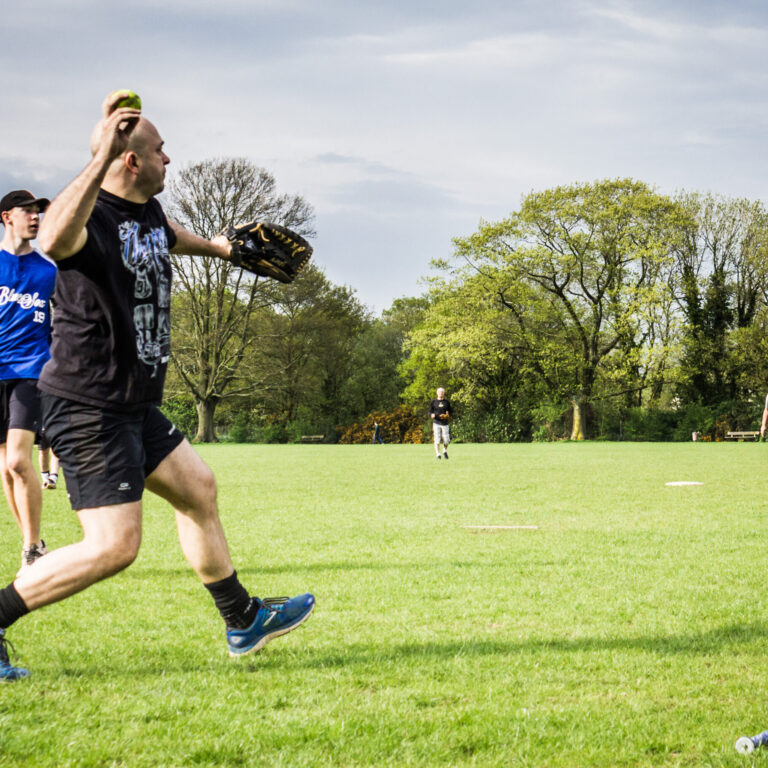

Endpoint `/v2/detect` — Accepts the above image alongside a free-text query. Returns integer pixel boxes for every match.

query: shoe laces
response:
[0,630,19,667]
[259,596,290,612]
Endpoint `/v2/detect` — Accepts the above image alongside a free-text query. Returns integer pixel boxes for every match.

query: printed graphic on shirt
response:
[0,287,48,329]
[0,286,48,314]
[0,249,57,380]
[118,220,172,378]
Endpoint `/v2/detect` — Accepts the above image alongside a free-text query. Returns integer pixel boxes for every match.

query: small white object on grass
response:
[463,525,539,532]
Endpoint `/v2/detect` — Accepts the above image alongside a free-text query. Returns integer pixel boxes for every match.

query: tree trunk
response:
[570,398,586,441]
[194,399,218,443]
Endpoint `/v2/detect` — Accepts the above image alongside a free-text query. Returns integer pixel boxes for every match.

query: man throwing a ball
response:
[0,92,314,682]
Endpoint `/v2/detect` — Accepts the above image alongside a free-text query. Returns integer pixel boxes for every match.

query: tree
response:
[673,192,768,406]
[245,265,369,435]
[450,179,683,439]
[341,296,430,418]
[729,308,768,411]
[401,272,561,441]
[164,157,315,441]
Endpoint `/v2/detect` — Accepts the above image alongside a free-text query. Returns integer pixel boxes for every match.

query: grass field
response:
[3,442,768,766]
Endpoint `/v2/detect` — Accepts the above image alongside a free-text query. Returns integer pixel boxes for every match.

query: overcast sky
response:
[2,0,767,313]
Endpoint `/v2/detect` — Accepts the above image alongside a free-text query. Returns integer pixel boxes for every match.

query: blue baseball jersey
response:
[0,248,57,379]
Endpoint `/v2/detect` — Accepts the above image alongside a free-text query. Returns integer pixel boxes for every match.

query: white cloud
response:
[384,33,558,70]
[2,0,768,311]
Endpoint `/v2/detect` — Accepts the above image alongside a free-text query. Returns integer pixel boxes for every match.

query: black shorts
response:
[36,428,51,451]
[40,394,185,510]
[0,379,41,443]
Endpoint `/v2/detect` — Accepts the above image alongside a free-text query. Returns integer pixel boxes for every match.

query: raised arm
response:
[38,106,141,261]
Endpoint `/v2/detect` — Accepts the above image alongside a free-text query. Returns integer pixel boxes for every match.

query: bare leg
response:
[14,502,142,611]
[145,439,234,583]
[38,446,50,474]
[0,444,23,531]
[2,429,42,547]
[39,448,60,488]
[39,446,49,488]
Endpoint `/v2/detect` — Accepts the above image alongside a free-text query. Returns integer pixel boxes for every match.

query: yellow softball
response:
[109,90,142,111]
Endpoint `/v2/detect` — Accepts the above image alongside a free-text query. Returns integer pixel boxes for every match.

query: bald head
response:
[95,117,169,202]
[126,117,160,152]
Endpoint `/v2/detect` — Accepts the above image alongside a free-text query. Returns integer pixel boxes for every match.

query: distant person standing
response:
[0,190,56,570]
[372,421,384,445]
[429,387,452,460]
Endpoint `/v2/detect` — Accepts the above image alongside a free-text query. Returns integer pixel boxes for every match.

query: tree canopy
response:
[162,167,768,443]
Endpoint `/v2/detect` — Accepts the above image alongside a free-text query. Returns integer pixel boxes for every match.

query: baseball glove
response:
[223,222,312,283]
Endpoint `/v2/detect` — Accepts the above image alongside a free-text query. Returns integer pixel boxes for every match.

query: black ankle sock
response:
[0,583,30,629]
[204,570,257,629]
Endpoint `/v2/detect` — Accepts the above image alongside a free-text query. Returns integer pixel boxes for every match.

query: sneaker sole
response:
[228,602,314,658]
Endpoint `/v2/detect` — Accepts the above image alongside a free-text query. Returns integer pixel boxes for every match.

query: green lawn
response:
[2,442,768,766]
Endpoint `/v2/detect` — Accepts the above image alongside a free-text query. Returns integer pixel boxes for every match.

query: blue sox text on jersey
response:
[0,249,57,380]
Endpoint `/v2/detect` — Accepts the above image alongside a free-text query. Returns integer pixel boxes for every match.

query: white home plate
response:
[463,525,540,532]
[665,481,704,486]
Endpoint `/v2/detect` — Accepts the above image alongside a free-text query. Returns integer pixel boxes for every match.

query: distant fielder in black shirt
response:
[0,93,314,681]
[429,387,452,460]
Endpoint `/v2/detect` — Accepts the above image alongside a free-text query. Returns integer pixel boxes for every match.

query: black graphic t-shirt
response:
[39,190,177,409]
[429,398,452,423]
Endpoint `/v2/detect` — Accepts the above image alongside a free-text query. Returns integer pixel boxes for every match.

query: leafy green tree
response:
[726,308,768,421]
[451,179,684,438]
[341,320,405,416]
[245,265,368,435]
[164,157,315,441]
[673,192,768,406]
[400,274,552,440]
[342,296,430,418]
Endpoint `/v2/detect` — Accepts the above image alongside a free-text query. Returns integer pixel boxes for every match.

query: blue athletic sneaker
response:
[0,628,30,682]
[227,594,315,658]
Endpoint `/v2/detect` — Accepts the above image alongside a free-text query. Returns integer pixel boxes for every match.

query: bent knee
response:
[188,465,217,509]
[102,543,140,576]
[89,531,142,576]
[199,464,217,493]
[6,453,34,479]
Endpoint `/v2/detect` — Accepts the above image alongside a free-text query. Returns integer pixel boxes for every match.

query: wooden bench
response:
[300,435,324,443]
[725,431,760,441]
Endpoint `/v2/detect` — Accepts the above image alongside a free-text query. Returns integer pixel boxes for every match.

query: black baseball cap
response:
[0,189,51,214]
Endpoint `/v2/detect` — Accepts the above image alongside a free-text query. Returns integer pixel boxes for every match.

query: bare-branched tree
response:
[164,157,315,441]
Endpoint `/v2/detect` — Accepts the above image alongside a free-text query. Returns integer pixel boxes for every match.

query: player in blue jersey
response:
[0,190,57,575]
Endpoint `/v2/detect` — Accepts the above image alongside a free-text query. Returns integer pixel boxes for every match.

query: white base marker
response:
[463,525,540,532]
